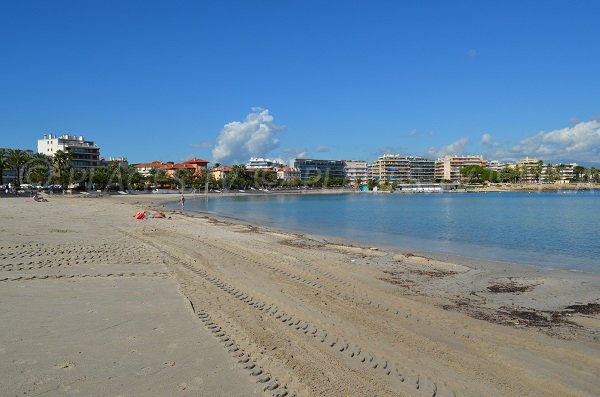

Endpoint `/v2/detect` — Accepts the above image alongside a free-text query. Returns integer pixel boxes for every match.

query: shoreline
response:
[159,192,599,275]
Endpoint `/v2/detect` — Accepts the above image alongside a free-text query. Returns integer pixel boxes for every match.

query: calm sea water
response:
[181,191,600,272]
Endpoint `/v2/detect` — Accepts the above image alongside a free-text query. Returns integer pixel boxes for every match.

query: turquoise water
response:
[181,191,600,272]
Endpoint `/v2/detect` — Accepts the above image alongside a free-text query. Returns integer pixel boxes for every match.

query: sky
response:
[1,0,599,166]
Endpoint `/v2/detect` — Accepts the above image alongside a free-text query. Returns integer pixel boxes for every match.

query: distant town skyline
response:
[1,1,599,166]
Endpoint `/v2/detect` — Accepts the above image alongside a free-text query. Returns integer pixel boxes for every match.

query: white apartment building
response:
[516,157,543,183]
[542,163,577,183]
[434,155,487,181]
[38,134,101,169]
[343,160,368,185]
[486,160,511,172]
[246,157,285,170]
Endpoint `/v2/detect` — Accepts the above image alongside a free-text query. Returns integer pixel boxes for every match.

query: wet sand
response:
[1,194,599,396]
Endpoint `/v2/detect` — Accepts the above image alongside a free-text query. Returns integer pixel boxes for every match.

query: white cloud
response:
[480,133,498,148]
[282,148,308,167]
[408,128,418,136]
[212,108,282,164]
[426,137,470,159]
[468,48,477,58]
[314,145,330,153]
[510,120,600,163]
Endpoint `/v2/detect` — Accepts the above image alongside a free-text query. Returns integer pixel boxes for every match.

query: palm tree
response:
[27,153,52,185]
[7,149,30,186]
[534,160,543,183]
[0,149,8,186]
[52,148,73,187]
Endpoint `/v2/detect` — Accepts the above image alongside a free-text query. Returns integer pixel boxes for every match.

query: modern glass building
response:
[293,159,346,181]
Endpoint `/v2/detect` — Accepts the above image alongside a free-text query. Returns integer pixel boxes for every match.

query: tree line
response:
[460,162,600,184]
[0,150,349,192]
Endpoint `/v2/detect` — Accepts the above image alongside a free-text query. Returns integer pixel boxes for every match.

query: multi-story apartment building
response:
[369,155,410,183]
[293,159,346,181]
[434,155,487,182]
[408,157,435,182]
[343,160,368,185]
[541,163,577,183]
[38,134,100,169]
[369,155,435,183]
[486,160,511,172]
[516,157,543,183]
[246,157,285,170]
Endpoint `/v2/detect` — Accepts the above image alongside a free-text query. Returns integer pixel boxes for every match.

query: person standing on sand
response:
[179,194,185,209]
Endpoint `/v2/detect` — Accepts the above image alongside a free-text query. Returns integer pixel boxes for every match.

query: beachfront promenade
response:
[1,194,599,396]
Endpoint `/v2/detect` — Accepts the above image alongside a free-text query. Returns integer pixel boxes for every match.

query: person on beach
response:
[179,194,185,209]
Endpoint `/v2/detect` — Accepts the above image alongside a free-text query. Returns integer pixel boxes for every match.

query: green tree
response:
[92,167,111,189]
[367,179,379,190]
[573,165,586,182]
[52,148,73,187]
[533,160,543,183]
[7,149,31,186]
[26,153,52,185]
[226,165,251,189]
[175,169,195,190]
[0,149,8,186]
[545,164,559,183]
[481,169,498,183]
[460,165,485,184]
[127,167,144,190]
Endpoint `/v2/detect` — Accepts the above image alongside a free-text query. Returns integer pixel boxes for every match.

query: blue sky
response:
[1,0,599,165]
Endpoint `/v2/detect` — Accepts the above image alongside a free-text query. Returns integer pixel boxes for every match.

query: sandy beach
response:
[1,194,599,397]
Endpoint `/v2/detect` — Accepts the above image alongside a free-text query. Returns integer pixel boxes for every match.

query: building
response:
[516,157,543,183]
[434,155,487,182]
[408,157,435,182]
[369,155,410,183]
[246,157,285,170]
[132,161,165,177]
[369,155,435,184]
[38,134,100,169]
[486,160,510,172]
[542,163,577,184]
[293,159,346,181]
[133,158,209,177]
[277,167,301,181]
[343,160,368,185]
[211,166,233,181]
[100,156,129,168]
[164,158,209,177]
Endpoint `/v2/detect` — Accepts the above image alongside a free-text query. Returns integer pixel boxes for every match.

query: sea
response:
[179,191,600,273]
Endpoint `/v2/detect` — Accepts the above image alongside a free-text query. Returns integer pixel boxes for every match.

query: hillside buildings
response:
[434,155,487,181]
[38,134,100,169]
